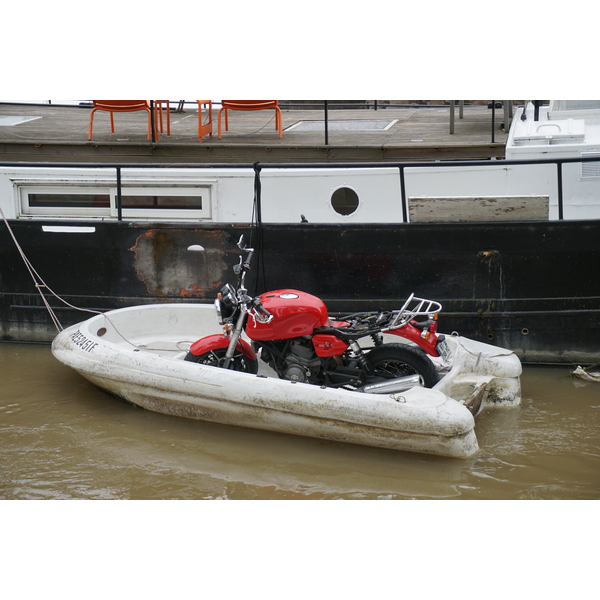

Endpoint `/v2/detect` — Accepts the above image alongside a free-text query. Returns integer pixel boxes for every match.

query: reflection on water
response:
[1,343,599,500]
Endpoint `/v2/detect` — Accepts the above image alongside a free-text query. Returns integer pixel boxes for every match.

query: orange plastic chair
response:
[154,100,171,136]
[218,100,282,139]
[197,100,213,141]
[88,101,152,140]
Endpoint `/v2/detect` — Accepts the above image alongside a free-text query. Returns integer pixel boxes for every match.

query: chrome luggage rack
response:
[385,294,443,331]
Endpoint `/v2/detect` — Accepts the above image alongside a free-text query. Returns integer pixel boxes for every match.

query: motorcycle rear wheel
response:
[184,348,259,374]
[366,343,438,388]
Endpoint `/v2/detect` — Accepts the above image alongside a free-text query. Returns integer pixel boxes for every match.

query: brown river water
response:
[1,342,599,501]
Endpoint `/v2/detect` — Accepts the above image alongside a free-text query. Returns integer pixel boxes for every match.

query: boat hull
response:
[4,218,600,364]
[50,303,523,458]
[80,370,479,459]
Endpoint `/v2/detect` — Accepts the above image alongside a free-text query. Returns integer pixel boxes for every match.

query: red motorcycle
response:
[185,237,451,392]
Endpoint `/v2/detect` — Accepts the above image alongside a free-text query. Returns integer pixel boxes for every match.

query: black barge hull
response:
[2,218,599,364]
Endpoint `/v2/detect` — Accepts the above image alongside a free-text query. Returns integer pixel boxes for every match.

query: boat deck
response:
[0,102,511,164]
[134,340,192,357]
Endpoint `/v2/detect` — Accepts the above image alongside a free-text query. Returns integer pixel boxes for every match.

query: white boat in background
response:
[51,303,522,458]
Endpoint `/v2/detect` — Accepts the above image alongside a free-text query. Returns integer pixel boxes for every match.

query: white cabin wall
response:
[404,164,559,220]
[561,162,600,220]
[0,167,260,224]
[125,168,258,223]
[505,149,600,221]
[506,143,600,221]
[0,172,17,219]
[2,160,600,223]
[259,168,403,224]
[1,167,116,220]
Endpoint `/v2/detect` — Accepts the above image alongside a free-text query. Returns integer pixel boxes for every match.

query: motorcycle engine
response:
[283,339,321,382]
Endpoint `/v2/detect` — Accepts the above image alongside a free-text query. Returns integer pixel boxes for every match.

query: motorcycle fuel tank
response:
[247,289,329,341]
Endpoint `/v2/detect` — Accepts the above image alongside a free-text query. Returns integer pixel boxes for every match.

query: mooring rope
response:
[0,206,106,334]
[1,207,194,353]
[0,208,142,345]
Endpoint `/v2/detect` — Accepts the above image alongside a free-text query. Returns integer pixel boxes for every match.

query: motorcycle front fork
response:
[223,310,247,369]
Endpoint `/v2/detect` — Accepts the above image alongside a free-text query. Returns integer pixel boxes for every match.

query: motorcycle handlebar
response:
[252,297,273,321]
[243,249,254,270]
[233,247,255,279]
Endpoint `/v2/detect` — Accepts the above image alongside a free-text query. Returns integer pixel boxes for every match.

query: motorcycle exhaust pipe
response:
[358,374,424,394]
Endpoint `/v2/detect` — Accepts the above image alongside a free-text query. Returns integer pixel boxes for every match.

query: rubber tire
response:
[184,347,258,374]
[365,343,438,388]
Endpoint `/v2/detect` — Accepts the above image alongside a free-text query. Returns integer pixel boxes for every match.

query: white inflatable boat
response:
[51,303,522,458]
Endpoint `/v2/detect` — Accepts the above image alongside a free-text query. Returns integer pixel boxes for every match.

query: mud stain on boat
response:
[126,391,478,458]
[129,229,229,297]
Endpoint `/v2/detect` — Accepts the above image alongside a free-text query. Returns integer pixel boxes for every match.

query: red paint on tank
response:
[246,289,329,341]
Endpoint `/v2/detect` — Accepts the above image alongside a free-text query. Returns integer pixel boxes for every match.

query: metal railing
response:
[2,154,600,223]
[0,99,515,144]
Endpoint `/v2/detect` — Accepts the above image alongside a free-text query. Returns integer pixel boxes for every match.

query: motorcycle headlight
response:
[215,284,237,324]
[214,298,226,325]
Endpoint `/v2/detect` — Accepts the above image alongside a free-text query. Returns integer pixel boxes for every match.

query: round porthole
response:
[331,187,359,216]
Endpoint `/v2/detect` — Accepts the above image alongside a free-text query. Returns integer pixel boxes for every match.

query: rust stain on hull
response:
[129,229,229,298]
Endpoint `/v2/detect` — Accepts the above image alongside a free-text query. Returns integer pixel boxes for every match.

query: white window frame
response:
[19,184,112,217]
[16,179,214,221]
[111,185,212,220]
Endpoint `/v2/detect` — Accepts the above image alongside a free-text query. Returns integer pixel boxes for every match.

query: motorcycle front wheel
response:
[366,343,438,388]
[184,348,259,374]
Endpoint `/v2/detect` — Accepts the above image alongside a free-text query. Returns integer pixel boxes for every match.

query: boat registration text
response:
[70,330,99,353]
